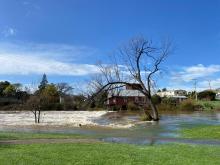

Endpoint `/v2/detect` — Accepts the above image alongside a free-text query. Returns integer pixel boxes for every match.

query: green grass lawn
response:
[0,132,88,140]
[181,125,220,139]
[1,126,220,164]
[0,143,219,165]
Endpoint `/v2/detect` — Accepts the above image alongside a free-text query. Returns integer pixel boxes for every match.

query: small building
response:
[157,89,187,102]
[106,83,147,110]
[216,93,220,100]
[215,88,220,100]
[157,89,187,97]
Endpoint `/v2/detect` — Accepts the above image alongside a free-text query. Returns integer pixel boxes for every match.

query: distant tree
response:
[0,81,10,96]
[187,91,196,99]
[73,94,87,110]
[198,90,216,101]
[16,91,29,103]
[38,74,48,91]
[162,88,167,92]
[56,83,73,96]
[157,89,161,92]
[40,84,60,110]
[3,84,16,97]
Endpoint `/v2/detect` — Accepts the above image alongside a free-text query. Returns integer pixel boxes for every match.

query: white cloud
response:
[171,64,220,82]
[0,42,97,62]
[0,42,100,76]
[166,64,220,91]
[0,53,99,76]
[199,78,220,89]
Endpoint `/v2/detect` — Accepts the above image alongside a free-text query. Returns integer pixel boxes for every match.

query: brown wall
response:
[107,96,146,106]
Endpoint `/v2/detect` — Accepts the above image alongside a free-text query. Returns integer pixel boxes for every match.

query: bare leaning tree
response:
[91,36,172,121]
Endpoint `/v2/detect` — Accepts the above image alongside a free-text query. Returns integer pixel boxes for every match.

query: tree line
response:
[0,74,107,112]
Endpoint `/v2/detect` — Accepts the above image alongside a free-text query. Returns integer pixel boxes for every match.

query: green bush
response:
[158,97,177,111]
[127,102,140,111]
[162,97,177,106]
[195,101,220,111]
[151,94,162,105]
[203,102,214,110]
[178,99,196,111]
[140,114,152,121]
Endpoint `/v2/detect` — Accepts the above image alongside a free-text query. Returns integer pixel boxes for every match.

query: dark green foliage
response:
[203,102,214,110]
[73,95,87,110]
[198,90,216,101]
[0,81,29,108]
[38,74,48,91]
[37,84,60,110]
[152,94,162,105]
[0,81,10,95]
[187,91,196,99]
[162,88,167,92]
[3,85,16,97]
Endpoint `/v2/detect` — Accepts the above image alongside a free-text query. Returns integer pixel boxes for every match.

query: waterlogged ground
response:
[0,110,219,145]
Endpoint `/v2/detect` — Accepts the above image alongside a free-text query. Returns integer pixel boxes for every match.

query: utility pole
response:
[192,79,198,101]
[208,80,212,90]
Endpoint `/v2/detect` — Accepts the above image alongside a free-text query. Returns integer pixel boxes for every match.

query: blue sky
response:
[0,0,220,91]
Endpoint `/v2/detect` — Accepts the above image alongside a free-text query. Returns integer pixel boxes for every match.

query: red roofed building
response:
[106,83,147,110]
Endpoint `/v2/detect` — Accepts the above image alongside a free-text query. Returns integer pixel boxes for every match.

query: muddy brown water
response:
[0,111,220,145]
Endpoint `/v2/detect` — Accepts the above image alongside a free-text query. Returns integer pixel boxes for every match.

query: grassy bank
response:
[0,143,219,165]
[158,99,220,111]
[197,101,220,110]
[181,125,220,139]
[0,132,88,140]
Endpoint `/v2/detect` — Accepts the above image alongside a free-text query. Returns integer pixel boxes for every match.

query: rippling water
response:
[0,111,219,145]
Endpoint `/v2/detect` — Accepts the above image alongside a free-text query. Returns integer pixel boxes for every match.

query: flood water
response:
[0,111,220,145]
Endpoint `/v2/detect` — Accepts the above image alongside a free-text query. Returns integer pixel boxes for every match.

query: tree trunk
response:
[34,111,37,123]
[37,110,41,123]
[148,98,159,121]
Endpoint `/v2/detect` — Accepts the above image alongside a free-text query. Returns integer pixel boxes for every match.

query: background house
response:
[215,88,220,100]
[157,89,187,102]
[106,83,147,110]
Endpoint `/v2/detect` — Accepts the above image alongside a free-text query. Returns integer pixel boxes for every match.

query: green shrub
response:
[203,102,214,110]
[178,99,196,111]
[140,114,152,121]
[127,102,140,111]
[162,97,177,106]
[158,97,177,111]
[152,94,162,105]
[195,101,220,111]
